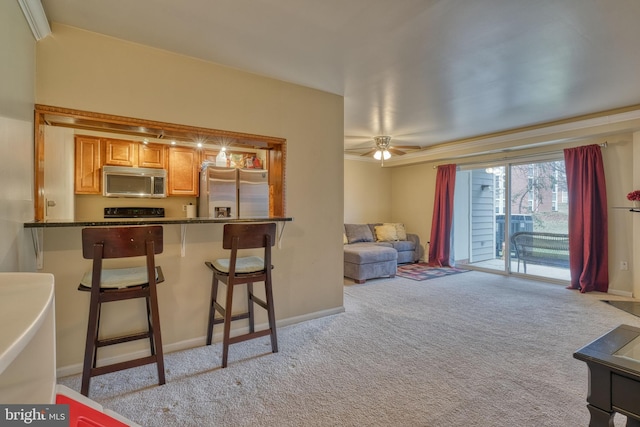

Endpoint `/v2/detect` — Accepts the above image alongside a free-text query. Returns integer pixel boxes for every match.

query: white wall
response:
[388,162,437,259]
[0,1,37,272]
[343,158,392,223]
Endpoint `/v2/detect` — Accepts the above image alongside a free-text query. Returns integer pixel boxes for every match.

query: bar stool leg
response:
[264,275,278,353]
[92,305,102,369]
[247,282,255,334]
[148,284,165,385]
[207,275,220,346]
[221,282,235,368]
[145,297,156,356]
[81,293,101,396]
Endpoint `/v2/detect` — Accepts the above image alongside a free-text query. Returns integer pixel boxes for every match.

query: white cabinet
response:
[0,273,56,404]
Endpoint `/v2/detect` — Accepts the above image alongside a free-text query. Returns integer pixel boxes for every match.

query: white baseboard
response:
[56,306,345,378]
[607,288,634,298]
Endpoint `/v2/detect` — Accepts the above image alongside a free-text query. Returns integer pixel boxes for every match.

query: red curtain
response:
[564,145,609,293]
[428,164,456,267]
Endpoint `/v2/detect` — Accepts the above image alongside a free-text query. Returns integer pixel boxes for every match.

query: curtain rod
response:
[432,142,608,169]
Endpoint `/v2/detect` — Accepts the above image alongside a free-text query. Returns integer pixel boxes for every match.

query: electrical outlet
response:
[620,261,629,271]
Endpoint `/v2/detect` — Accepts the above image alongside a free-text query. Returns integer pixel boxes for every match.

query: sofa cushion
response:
[375,242,393,248]
[383,223,407,240]
[343,244,398,264]
[394,223,408,240]
[368,223,382,238]
[345,224,374,243]
[374,224,398,242]
[389,240,416,252]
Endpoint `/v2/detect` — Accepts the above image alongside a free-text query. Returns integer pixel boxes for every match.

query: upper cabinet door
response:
[139,143,166,168]
[200,149,218,165]
[104,139,137,166]
[168,146,199,196]
[74,136,101,194]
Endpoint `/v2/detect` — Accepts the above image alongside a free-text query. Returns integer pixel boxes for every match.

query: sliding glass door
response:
[453,167,506,272]
[452,158,570,281]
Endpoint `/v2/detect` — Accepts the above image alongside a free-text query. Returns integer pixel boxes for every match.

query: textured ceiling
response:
[41,0,640,158]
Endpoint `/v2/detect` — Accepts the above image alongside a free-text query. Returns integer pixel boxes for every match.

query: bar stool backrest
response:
[82,226,164,259]
[222,223,276,250]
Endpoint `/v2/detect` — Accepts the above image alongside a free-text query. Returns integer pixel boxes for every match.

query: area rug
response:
[604,300,640,318]
[396,263,469,281]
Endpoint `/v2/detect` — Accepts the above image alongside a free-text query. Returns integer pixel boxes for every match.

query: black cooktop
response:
[104,207,165,218]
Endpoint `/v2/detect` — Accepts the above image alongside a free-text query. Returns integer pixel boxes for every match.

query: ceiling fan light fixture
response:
[373,135,391,148]
[373,150,391,160]
[371,136,394,165]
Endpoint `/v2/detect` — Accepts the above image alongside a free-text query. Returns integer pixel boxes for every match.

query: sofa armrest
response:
[406,233,422,262]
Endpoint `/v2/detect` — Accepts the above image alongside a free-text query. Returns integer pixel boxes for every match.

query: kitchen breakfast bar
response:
[24,217,295,377]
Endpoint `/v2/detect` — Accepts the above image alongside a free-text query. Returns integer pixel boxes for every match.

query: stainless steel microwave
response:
[103,166,167,198]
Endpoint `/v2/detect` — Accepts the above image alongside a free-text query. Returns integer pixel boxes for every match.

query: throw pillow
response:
[343,233,348,245]
[385,223,407,240]
[344,224,375,243]
[375,224,399,242]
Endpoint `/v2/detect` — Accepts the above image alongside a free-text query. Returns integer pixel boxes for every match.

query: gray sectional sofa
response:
[343,223,422,283]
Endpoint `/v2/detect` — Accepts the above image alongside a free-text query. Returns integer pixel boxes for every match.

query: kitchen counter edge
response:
[24,217,293,228]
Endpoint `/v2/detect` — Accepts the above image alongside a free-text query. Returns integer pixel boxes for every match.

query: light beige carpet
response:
[58,271,639,426]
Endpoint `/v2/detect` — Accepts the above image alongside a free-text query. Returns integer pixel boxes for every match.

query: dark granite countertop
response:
[24,217,293,228]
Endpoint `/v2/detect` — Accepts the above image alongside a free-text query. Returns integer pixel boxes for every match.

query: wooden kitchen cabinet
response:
[200,149,218,164]
[105,139,165,168]
[74,136,101,194]
[139,143,166,168]
[104,138,137,166]
[168,146,199,196]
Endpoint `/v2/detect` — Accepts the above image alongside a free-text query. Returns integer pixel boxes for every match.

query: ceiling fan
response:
[345,135,420,165]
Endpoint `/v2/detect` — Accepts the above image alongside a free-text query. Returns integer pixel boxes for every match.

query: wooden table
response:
[574,324,640,427]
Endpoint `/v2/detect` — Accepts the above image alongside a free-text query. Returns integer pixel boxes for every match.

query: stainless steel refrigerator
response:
[238,168,269,217]
[199,164,238,218]
[199,164,269,218]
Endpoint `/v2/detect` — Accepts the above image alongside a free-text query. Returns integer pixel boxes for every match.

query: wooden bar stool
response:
[78,226,166,396]
[205,222,278,367]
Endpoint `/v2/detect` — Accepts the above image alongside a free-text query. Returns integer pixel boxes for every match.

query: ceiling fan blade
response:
[345,145,375,150]
[360,149,378,157]
[391,145,420,149]
[387,148,407,156]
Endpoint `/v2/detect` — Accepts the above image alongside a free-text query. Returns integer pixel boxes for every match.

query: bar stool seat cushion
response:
[80,266,161,289]
[212,256,265,274]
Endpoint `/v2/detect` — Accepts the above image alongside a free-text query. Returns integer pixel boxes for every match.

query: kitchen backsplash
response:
[75,195,197,220]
